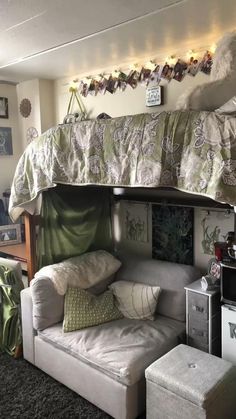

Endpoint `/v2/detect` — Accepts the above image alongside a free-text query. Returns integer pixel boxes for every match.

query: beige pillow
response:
[110,280,161,320]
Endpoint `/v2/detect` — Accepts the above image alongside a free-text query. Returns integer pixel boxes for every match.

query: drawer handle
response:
[228,322,236,339]
[192,305,205,313]
[192,328,206,337]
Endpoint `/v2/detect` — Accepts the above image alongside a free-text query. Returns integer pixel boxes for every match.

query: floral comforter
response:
[9,110,236,221]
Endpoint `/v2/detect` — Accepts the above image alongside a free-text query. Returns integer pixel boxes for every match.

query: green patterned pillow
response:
[63,287,123,332]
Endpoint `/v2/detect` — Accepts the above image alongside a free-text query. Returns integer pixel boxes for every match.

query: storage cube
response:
[145,344,236,419]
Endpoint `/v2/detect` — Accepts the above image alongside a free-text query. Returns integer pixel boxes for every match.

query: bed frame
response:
[23,187,236,283]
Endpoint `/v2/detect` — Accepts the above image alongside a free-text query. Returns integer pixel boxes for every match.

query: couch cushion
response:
[63,287,123,332]
[31,276,64,331]
[38,315,185,386]
[115,255,200,322]
[110,280,161,320]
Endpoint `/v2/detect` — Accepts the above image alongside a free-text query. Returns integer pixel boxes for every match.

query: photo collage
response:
[78,50,213,97]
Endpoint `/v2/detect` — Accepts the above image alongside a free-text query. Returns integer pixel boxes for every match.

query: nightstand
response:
[185,279,221,356]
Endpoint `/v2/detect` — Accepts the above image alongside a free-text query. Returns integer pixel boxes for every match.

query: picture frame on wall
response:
[0,127,13,155]
[0,224,22,246]
[0,97,8,119]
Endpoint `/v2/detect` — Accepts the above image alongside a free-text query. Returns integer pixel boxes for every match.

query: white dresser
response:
[222,304,236,364]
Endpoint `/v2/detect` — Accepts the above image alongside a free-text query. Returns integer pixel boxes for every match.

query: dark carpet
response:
[0,352,145,419]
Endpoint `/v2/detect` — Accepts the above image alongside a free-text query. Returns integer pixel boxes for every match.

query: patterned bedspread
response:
[9,110,236,221]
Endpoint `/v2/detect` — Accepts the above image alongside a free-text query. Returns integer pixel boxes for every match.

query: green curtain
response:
[0,266,24,356]
[37,185,113,269]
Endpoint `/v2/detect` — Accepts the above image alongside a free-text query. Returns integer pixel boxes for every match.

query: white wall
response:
[54,71,208,124]
[16,79,41,149]
[16,79,55,149]
[38,79,55,133]
[0,83,22,198]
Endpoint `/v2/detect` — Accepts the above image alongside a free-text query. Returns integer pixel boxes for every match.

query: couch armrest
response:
[21,288,35,364]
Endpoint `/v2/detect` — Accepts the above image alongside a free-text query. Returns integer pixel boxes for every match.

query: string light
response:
[144,60,157,71]
[186,50,198,60]
[69,45,216,97]
[210,43,217,54]
[166,55,176,65]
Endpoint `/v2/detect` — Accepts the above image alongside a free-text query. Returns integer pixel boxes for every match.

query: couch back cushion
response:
[31,276,64,331]
[115,256,200,322]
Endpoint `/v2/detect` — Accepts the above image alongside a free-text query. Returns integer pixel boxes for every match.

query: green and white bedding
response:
[9,110,236,221]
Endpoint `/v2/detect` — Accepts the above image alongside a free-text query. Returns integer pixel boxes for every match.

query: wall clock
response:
[26,126,38,144]
[146,85,163,107]
[20,98,32,118]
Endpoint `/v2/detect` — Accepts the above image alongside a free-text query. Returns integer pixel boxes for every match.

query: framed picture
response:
[146,86,162,107]
[0,127,13,155]
[0,224,21,246]
[0,97,8,118]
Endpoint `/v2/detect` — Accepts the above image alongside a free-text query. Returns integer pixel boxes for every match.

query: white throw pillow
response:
[215,96,236,115]
[110,280,161,320]
[35,250,121,295]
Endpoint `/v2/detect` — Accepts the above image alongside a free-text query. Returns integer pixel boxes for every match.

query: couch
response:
[21,255,200,419]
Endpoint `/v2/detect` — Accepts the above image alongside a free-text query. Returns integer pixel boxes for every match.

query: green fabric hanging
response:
[0,266,24,356]
[37,186,113,269]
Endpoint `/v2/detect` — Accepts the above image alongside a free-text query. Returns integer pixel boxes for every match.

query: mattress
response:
[38,315,185,386]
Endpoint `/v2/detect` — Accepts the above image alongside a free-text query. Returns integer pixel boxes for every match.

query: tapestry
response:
[199,210,234,255]
[152,205,194,265]
[123,202,148,243]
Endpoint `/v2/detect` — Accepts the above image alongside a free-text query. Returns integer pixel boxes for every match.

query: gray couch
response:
[21,256,200,419]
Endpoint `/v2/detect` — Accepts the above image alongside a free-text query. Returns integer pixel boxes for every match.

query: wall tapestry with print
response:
[123,202,148,243]
[200,210,234,255]
[152,205,194,265]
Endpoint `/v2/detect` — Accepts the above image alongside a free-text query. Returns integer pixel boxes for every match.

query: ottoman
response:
[145,344,236,419]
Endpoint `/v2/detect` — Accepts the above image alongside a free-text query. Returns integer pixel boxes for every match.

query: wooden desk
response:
[0,242,27,271]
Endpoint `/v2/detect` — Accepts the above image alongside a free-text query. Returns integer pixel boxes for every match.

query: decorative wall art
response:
[0,127,13,155]
[26,127,38,144]
[20,98,31,118]
[75,50,213,98]
[0,224,21,246]
[200,210,234,255]
[123,202,148,243]
[0,97,8,118]
[152,205,194,265]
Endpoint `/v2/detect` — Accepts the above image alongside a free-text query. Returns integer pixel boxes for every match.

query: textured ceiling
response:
[0,0,236,82]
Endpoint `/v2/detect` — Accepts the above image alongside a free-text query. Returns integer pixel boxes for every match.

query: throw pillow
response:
[35,250,121,295]
[63,287,123,332]
[110,280,161,320]
[215,96,236,115]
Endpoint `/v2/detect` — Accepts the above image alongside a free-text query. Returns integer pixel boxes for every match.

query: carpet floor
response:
[0,352,145,419]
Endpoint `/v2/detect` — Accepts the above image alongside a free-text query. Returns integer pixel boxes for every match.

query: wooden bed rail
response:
[24,213,39,282]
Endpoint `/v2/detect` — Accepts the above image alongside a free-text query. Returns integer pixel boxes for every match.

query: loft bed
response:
[8,110,236,280]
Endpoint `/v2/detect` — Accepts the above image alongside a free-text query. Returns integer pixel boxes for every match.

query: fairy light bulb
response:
[69,79,78,91]
[168,55,176,65]
[112,69,119,77]
[145,60,156,71]
[186,49,197,60]
[210,43,217,54]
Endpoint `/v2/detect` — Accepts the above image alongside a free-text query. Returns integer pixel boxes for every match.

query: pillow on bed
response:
[215,96,236,115]
[63,287,123,332]
[109,280,161,320]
